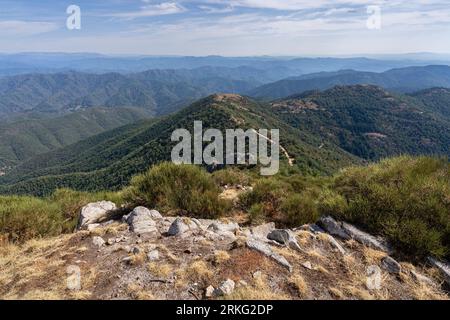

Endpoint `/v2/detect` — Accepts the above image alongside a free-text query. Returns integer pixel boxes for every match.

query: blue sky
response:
[0,0,449,56]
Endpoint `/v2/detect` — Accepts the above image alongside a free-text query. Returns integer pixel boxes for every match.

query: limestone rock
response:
[247,222,276,240]
[381,256,401,274]
[77,201,116,229]
[246,238,292,272]
[92,236,105,247]
[167,217,199,236]
[341,222,390,253]
[428,257,450,285]
[268,229,304,253]
[126,207,159,234]
[318,216,350,240]
[302,261,313,270]
[205,285,215,298]
[214,279,235,296]
[147,250,159,261]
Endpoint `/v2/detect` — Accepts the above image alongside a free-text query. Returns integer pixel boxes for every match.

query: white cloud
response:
[0,20,58,37]
[108,2,186,19]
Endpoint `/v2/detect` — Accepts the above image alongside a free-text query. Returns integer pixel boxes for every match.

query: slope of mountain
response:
[411,87,450,118]
[0,107,150,167]
[0,68,263,119]
[249,65,450,99]
[2,52,449,75]
[0,94,361,196]
[269,85,450,160]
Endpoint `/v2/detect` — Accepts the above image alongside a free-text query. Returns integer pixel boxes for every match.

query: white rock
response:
[147,250,159,261]
[167,217,198,236]
[246,238,292,272]
[126,207,160,234]
[428,257,450,285]
[302,261,313,270]
[87,223,101,231]
[77,201,116,229]
[341,222,390,253]
[205,285,215,298]
[410,270,435,286]
[92,236,105,247]
[214,279,235,296]
[248,222,276,240]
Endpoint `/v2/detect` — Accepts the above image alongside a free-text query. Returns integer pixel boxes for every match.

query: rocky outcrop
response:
[77,201,117,229]
[167,217,199,236]
[246,238,292,272]
[318,216,350,240]
[126,207,160,235]
[318,216,390,253]
[381,256,402,274]
[428,257,450,285]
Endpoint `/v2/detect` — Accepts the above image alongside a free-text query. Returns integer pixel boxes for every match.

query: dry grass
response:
[227,274,289,300]
[328,287,345,299]
[362,247,387,264]
[127,283,155,300]
[289,274,308,298]
[214,250,231,264]
[128,251,147,266]
[344,285,374,300]
[147,262,172,278]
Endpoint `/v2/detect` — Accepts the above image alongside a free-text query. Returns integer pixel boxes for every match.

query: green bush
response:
[125,162,227,218]
[323,156,450,259]
[281,193,319,226]
[212,168,251,187]
[0,189,124,243]
[239,178,292,221]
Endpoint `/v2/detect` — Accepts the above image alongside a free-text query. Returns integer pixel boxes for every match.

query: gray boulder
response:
[126,207,160,234]
[318,216,350,240]
[381,256,402,274]
[77,201,117,229]
[267,229,304,253]
[341,222,390,252]
[208,221,240,233]
[167,217,199,236]
[246,222,276,240]
[428,257,450,285]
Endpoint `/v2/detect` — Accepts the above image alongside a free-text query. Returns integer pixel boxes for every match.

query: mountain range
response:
[1,85,449,196]
[249,65,450,99]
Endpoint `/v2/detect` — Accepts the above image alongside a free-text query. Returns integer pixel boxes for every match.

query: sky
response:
[0,0,450,56]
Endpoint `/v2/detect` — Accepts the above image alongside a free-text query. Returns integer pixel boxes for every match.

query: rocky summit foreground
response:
[0,202,448,300]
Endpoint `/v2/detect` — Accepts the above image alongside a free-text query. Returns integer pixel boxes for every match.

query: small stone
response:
[132,247,140,255]
[214,279,235,296]
[107,238,115,245]
[87,224,101,231]
[147,250,159,261]
[410,270,434,285]
[205,285,215,298]
[381,256,401,274]
[252,271,262,279]
[237,280,248,287]
[92,236,105,247]
[302,261,313,270]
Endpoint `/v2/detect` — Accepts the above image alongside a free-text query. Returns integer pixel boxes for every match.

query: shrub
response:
[239,178,292,221]
[212,168,251,186]
[124,162,227,218]
[281,193,319,226]
[323,156,450,259]
[0,189,124,243]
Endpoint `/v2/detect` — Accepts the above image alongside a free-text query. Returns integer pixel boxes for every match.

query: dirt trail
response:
[252,129,294,166]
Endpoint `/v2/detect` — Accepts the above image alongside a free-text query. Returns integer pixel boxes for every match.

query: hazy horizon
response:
[1,1,450,56]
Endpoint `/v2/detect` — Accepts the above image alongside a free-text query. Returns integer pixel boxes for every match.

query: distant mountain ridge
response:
[0,107,150,167]
[0,68,265,119]
[248,65,450,99]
